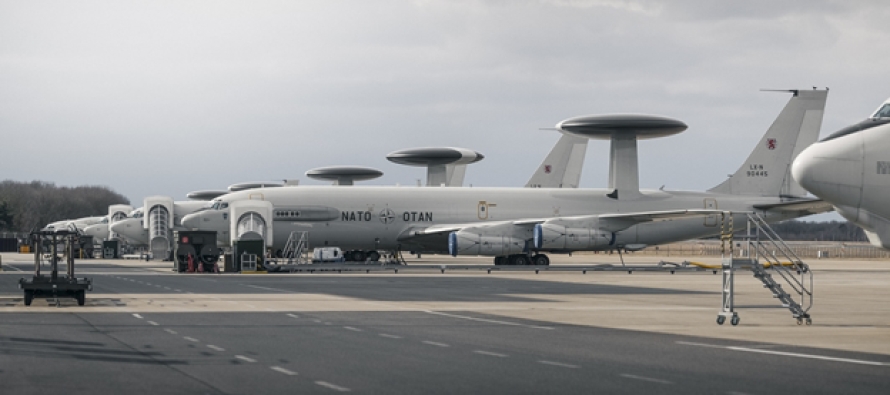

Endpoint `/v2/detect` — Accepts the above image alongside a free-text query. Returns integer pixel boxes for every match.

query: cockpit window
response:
[873,104,890,119]
[819,117,890,143]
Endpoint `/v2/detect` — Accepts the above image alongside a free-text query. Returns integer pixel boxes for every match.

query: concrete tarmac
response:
[1,252,889,394]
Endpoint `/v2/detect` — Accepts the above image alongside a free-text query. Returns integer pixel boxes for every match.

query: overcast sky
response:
[2,1,888,221]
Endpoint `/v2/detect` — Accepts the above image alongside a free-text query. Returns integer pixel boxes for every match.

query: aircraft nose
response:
[110,221,128,234]
[791,145,819,193]
[181,213,201,229]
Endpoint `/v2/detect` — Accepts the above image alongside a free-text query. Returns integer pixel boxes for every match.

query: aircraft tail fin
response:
[525,133,588,188]
[708,89,828,196]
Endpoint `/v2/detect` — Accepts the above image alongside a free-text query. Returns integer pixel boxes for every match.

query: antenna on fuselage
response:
[555,114,687,200]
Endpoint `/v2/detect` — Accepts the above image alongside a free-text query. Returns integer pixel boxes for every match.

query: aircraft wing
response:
[398,209,724,250]
[753,199,834,215]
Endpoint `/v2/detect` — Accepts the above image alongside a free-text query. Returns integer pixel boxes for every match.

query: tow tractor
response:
[18,230,92,306]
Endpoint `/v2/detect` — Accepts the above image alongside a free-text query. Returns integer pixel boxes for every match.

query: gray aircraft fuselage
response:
[185,186,804,254]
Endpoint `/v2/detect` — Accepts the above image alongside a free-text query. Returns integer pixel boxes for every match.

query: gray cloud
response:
[1,0,887,223]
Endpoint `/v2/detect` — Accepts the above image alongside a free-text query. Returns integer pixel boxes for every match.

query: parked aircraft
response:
[183,89,831,264]
[792,96,890,249]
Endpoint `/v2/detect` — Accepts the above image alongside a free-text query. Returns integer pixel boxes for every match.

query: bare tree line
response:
[0,180,129,232]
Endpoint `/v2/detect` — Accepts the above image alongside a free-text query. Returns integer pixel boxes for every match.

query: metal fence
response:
[622,241,890,260]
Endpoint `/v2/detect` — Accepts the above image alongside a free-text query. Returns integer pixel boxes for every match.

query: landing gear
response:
[531,254,550,266]
[367,251,380,262]
[509,254,530,265]
[494,256,506,266]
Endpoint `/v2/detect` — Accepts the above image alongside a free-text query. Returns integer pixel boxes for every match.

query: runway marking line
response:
[315,381,351,392]
[164,329,178,335]
[132,314,143,319]
[286,313,299,319]
[183,336,199,342]
[147,321,159,326]
[343,326,362,332]
[246,284,288,292]
[474,350,508,358]
[676,341,890,367]
[424,311,554,330]
[207,345,225,352]
[620,373,672,384]
[174,289,182,292]
[539,360,580,369]
[235,355,257,363]
[379,334,402,339]
[270,366,297,376]
[422,341,450,348]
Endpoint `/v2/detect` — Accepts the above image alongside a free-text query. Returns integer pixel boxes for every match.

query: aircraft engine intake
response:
[448,230,525,257]
[533,223,614,250]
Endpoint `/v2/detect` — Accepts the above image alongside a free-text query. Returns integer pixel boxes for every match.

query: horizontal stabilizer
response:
[753,199,833,215]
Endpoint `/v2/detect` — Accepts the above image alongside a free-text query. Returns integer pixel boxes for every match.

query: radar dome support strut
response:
[556,114,687,200]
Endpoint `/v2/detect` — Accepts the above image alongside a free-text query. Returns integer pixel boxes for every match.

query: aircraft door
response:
[477,201,497,220]
[704,198,718,227]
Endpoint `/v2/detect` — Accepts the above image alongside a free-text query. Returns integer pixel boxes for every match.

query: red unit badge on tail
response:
[767,138,777,150]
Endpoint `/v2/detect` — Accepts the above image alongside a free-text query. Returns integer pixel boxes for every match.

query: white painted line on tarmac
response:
[164,329,178,335]
[183,336,199,342]
[270,366,297,376]
[312,319,322,323]
[538,360,580,369]
[620,373,672,384]
[379,334,402,339]
[286,313,299,319]
[424,311,554,330]
[174,289,182,292]
[132,313,143,319]
[315,381,351,392]
[147,321,159,326]
[207,345,225,352]
[474,350,508,358]
[4,264,23,271]
[729,346,890,367]
[422,341,450,348]
[677,341,890,367]
[246,284,288,292]
[235,355,257,363]
[343,326,362,332]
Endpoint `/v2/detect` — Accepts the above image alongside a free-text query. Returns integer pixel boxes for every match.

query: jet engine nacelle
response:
[448,230,526,257]
[533,223,614,250]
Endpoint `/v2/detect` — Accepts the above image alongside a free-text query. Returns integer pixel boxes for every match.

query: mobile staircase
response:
[717,212,813,326]
[281,231,310,265]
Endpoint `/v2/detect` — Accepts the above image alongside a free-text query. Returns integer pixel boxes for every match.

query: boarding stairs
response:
[717,212,813,326]
[281,231,310,265]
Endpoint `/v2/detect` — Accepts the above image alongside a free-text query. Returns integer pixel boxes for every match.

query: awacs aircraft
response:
[42,216,106,233]
[792,96,890,249]
[183,89,831,264]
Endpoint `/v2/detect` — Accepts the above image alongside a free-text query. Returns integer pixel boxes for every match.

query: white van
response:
[312,247,345,263]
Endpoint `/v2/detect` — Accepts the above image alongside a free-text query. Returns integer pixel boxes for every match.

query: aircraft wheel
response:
[367,251,380,262]
[510,255,530,266]
[24,290,33,306]
[716,316,725,325]
[730,316,740,326]
[532,254,550,266]
[806,317,812,326]
[76,290,85,306]
[353,251,366,262]
[797,317,803,325]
